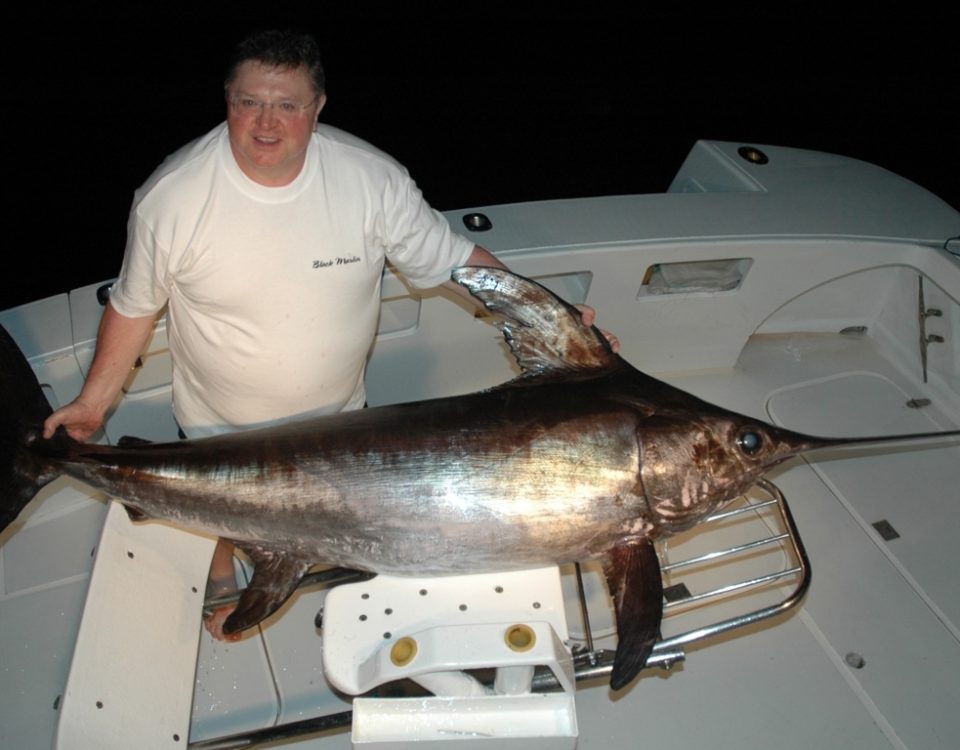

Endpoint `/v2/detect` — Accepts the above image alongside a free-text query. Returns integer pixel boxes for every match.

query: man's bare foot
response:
[203,602,242,642]
[204,538,242,642]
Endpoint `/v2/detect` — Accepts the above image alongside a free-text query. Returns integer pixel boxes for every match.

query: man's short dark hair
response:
[225,29,325,94]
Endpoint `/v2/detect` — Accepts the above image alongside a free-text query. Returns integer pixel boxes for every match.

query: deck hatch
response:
[639,258,752,296]
[872,520,900,541]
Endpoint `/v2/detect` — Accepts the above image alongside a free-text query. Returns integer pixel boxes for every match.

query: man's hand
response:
[576,304,620,352]
[43,399,106,442]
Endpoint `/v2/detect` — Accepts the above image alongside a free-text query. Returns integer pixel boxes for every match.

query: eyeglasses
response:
[227,94,320,119]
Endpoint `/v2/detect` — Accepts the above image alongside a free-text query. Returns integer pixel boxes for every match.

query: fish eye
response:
[737,430,763,455]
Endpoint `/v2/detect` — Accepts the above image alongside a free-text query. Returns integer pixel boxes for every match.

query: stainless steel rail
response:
[559,477,811,681]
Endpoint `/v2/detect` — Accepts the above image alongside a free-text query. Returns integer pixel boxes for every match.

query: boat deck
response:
[3,270,957,750]
[184,324,960,749]
[2,140,958,749]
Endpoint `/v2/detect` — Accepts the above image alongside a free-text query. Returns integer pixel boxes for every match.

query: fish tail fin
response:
[0,324,69,533]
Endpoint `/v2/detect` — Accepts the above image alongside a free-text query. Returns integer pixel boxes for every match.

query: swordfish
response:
[2,267,958,690]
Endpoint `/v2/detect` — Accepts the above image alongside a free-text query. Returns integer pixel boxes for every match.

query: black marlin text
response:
[313,256,361,268]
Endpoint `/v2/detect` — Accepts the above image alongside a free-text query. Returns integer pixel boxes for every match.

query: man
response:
[44,29,614,640]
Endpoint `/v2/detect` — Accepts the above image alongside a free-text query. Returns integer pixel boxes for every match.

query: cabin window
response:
[375,269,594,337]
[639,258,752,296]
[531,271,593,305]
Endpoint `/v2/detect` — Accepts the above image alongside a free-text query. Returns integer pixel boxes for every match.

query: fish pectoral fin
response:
[122,504,151,522]
[603,539,664,691]
[222,543,313,634]
[117,435,153,447]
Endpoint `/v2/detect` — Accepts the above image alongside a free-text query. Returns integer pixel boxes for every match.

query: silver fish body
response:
[55,368,821,571]
[57,380,651,574]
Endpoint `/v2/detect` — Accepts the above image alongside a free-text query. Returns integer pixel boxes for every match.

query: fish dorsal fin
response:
[222,542,313,634]
[452,267,619,380]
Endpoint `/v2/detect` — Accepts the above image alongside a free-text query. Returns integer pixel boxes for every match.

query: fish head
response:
[638,412,828,535]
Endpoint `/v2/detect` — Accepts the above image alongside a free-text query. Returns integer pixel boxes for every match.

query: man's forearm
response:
[80,302,159,412]
[43,302,159,440]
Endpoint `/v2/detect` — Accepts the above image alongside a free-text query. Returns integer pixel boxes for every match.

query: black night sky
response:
[5,3,958,311]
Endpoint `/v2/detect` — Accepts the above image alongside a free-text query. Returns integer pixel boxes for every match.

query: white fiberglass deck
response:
[2,140,958,749]
[193,292,960,749]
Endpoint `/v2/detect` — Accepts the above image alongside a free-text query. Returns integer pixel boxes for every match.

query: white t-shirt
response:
[110,123,474,436]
